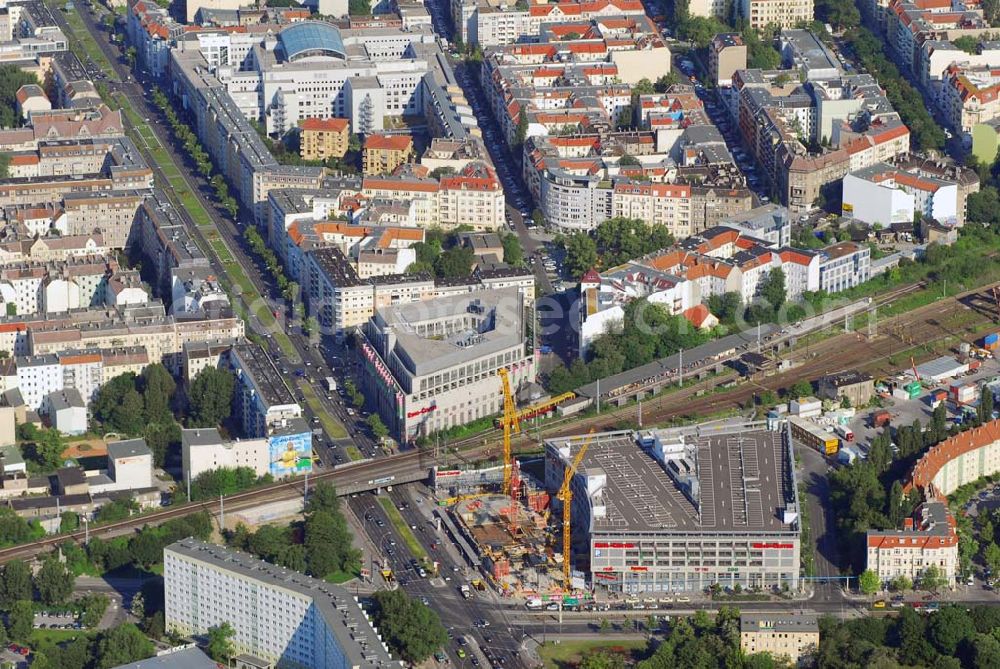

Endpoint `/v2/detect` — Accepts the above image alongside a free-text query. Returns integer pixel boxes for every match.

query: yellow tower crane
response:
[499,367,520,498]
[557,430,596,591]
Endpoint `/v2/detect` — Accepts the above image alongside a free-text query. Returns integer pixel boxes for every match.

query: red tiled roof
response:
[365,134,413,151]
[906,419,1000,496]
[301,118,349,132]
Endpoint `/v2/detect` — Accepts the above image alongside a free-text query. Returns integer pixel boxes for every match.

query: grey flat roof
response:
[375,287,525,377]
[740,612,819,634]
[914,356,967,379]
[232,343,296,408]
[0,445,24,468]
[108,646,218,669]
[549,429,796,534]
[181,427,223,449]
[166,539,398,668]
[107,439,151,460]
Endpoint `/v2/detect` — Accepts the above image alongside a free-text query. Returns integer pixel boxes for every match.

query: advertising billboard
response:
[269,431,312,478]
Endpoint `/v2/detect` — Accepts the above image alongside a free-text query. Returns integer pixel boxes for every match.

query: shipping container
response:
[873,410,891,428]
[951,382,978,404]
[789,416,839,455]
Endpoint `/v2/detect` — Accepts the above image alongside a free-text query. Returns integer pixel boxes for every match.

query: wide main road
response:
[58,3,387,464]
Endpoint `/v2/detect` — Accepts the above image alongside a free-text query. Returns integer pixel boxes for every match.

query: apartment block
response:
[818,241,870,293]
[740,613,820,664]
[740,0,814,29]
[228,342,303,439]
[299,117,350,161]
[709,34,747,87]
[164,539,399,669]
[363,134,415,175]
[842,162,960,226]
[867,501,959,584]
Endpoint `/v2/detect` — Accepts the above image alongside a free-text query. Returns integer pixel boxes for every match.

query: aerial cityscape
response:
[0,0,997,666]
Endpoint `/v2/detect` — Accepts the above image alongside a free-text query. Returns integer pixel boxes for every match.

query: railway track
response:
[0,449,438,564]
[0,281,985,563]
[449,279,1000,451]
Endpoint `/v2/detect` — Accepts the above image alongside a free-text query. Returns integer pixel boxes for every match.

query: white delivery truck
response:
[325,377,337,392]
[835,425,854,442]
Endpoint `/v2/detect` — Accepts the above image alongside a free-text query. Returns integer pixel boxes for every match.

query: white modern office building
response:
[164,539,400,669]
[359,287,535,441]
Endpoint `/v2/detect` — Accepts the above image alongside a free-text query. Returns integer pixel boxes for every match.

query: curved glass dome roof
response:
[277,21,346,62]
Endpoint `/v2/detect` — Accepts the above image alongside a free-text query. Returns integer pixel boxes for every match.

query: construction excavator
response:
[557,429,596,591]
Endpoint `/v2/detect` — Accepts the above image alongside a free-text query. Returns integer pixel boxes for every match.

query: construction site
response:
[431,369,592,600]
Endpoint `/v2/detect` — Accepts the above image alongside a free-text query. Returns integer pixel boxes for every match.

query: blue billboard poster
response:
[269,431,312,477]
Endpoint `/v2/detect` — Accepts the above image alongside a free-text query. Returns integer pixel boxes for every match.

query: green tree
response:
[514,110,529,146]
[19,425,67,473]
[206,621,235,662]
[433,246,474,278]
[367,414,389,441]
[35,554,74,605]
[889,574,912,592]
[79,593,110,629]
[95,499,138,523]
[859,569,880,595]
[305,482,341,517]
[112,389,146,435]
[92,373,140,429]
[919,564,947,592]
[371,589,448,663]
[348,0,370,15]
[579,651,625,669]
[984,541,1000,576]
[706,292,742,324]
[501,233,524,267]
[95,623,155,669]
[0,66,40,128]
[760,267,787,311]
[305,510,352,577]
[59,511,79,533]
[564,233,598,278]
[632,78,655,95]
[972,633,1000,669]
[927,605,975,656]
[980,387,996,424]
[787,380,813,400]
[7,600,32,642]
[952,35,980,54]
[140,363,176,425]
[1,560,32,608]
[187,366,235,428]
[0,153,10,179]
[143,420,181,469]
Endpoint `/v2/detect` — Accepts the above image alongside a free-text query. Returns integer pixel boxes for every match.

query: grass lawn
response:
[377,497,427,561]
[29,628,93,652]
[325,569,359,584]
[537,639,649,669]
[345,445,364,461]
[298,382,348,439]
